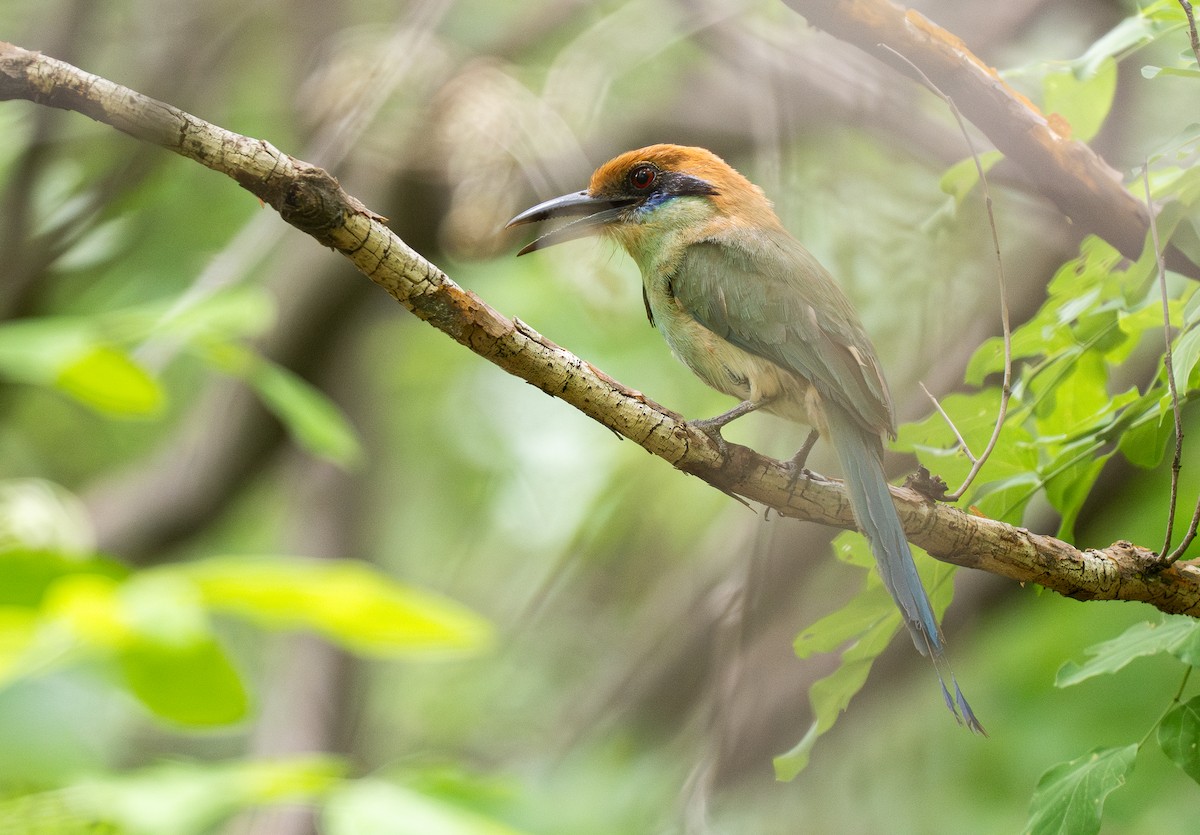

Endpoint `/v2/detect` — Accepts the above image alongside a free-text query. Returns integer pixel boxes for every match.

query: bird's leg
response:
[689,399,763,457]
[785,428,821,490]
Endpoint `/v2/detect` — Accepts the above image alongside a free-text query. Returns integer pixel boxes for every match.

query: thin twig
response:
[1143,165,1186,561]
[919,382,975,462]
[1181,0,1200,67]
[881,45,1013,502]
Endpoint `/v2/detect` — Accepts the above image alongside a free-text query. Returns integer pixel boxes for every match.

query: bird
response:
[506,143,983,733]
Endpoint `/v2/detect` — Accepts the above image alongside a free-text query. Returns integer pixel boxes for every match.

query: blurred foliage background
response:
[2,0,1200,833]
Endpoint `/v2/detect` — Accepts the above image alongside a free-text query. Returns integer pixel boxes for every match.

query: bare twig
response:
[918,382,975,462]
[1143,165,1186,561]
[880,45,1012,502]
[1181,0,1200,67]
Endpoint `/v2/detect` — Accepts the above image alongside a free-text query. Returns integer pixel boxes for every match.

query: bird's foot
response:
[689,400,761,460]
[689,415,732,459]
[784,429,821,492]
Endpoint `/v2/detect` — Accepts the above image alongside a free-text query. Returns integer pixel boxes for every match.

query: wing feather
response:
[670,230,895,436]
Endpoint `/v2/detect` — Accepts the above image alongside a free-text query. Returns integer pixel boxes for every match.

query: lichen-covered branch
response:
[3,40,1198,615]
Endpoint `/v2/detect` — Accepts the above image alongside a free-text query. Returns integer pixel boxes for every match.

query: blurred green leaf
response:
[1142,65,1200,79]
[1043,57,1116,142]
[119,636,248,726]
[0,548,125,607]
[55,345,162,416]
[1025,745,1138,835]
[938,150,1003,205]
[0,317,162,416]
[71,756,345,835]
[1159,695,1200,785]
[246,359,362,467]
[323,778,529,835]
[1069,0,1183,77]
[775,613,899,780]
[1057,618,1200,687]
[115,571,248,725]
[186,556,494,657]
[203,341,361,467]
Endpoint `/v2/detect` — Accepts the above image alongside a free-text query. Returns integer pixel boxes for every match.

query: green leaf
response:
[972,472,1041,525]
[119,636,248,726]
[1159,695,1200,784]
[1070,0,1183,77]
[1172,326,1200,392]
[830,530,875,570]
[774,721,820,782]
[73,756,345,835]
[1056,617,1200,687]
[323,778,529,835]
[1043,450,1111,542]
[896,389,1036,485]
[1043,57,1117,142]
[1118,400,1174,468]
[0,318,162,416]
[938,150,1004,204]
[792,582,893,659]
[1025,745,1138,835]
[774,613,900,780]
[1142,65,1200,79]
[112,571,249,725]
[186,556,494,657]
[250,360,362,466]
[55,345,163,416]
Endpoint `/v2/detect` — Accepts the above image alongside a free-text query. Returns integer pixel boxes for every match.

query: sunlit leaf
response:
[1025,745,1138,835]
[1159,695,1200,785]
[186,556,493,657]
[323,778,529,835]
[0,547,125,607]
[119,636,248,726]
[55,345,163,416]
[1056,617,1200,687]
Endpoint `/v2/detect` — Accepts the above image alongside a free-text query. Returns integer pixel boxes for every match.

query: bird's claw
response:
[784,428,821,492]
[689,417,731,459]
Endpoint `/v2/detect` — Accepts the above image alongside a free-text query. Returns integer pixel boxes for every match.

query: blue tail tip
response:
[953,677,987,737]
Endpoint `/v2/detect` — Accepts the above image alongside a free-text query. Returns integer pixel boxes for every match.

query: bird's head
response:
[507,144,778,261]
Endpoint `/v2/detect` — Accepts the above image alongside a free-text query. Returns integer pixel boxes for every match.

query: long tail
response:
[825,405,985,734]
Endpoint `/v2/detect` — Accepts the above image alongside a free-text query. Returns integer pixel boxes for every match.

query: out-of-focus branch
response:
[3,41,1199,614]
[781,0,1200,280]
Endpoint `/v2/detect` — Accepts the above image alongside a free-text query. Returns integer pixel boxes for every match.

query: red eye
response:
[629,165,656,190]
